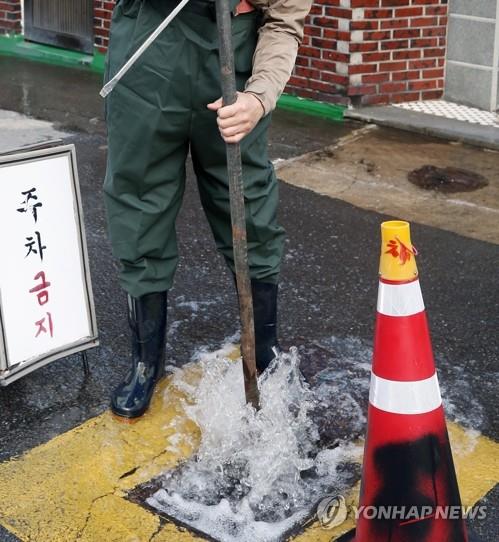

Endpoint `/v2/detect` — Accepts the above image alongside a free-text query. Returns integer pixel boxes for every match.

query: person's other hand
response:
[207,92,265,143]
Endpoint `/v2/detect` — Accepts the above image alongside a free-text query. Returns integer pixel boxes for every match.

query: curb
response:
[345,107,499,151]
[277,94,345,121]
[0,33,345,122]
[0,34,105,73]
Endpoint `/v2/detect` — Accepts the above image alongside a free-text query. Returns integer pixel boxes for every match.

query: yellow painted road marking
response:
[0,350,496,542]
[0,365,203,542]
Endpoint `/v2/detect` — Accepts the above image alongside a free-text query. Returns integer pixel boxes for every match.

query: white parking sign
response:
[0,144,98,385]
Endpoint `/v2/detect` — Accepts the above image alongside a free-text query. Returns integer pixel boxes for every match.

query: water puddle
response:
[132,345,361,541]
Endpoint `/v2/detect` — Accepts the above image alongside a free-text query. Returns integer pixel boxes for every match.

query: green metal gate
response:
[24,0,94,54]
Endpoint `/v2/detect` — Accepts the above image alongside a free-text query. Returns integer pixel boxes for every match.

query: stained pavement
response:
[0,55,497,541]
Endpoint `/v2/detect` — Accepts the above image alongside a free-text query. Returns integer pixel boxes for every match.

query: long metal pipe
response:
[215,0,259,409]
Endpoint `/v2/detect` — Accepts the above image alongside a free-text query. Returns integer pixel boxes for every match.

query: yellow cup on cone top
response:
[379,220,418,282]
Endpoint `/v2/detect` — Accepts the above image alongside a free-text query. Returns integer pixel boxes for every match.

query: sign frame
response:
[0,144,99,385]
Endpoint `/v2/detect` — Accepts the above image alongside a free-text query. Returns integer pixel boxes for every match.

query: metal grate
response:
[24,0,94,54]
[33,0,93,36]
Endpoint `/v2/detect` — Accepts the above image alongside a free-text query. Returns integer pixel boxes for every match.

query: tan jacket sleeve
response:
[244,0,313,115]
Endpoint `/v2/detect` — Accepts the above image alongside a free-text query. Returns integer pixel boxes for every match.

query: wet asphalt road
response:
[0,56,497,541]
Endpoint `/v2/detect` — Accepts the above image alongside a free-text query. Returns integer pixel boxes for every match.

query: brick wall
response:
[94,0,115,52]
[1,0,448,107]
[287,0,352,105]
[0,0,21,34]
[287,0,351,105]
[285,0,448,106]
[348,0,448,105]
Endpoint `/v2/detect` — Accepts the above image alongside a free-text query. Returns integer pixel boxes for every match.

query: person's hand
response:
[207,92,265,144]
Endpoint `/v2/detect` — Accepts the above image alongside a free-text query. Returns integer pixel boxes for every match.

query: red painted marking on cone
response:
[385,237,418,265]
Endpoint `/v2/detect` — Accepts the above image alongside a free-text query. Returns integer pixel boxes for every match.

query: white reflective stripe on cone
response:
[377,279,425,317]
[369,372,442,414]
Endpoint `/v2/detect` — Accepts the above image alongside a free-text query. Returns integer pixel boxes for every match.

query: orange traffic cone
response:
[351,221,468,542]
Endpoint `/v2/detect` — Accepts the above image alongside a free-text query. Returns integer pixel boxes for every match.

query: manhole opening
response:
[125,349,361,542]
[408,165,489,193]
[128,470,318,541]
[127,454,358,542]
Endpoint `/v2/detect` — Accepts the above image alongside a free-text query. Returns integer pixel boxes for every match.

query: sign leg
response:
[81,351,90,376]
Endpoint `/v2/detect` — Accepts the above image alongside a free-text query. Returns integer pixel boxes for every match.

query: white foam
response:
[149,345,360,541]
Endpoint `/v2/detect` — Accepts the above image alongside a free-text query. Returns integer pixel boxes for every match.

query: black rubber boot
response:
[111,291,167,419]
[251,280,280,374]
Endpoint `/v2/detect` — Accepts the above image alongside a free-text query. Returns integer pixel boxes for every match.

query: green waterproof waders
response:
[103,0,286,298]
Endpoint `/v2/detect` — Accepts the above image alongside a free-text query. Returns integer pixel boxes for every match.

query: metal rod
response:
[100,0,191,98]
[215,0,259,409]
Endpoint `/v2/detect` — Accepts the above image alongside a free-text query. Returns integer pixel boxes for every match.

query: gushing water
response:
[147,345,360,542]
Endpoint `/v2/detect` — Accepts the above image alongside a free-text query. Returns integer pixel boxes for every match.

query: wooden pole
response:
[215,0,259,409]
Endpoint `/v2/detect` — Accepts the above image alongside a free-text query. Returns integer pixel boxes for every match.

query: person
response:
[103,0,313,418]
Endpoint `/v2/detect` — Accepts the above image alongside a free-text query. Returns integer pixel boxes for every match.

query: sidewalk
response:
[346,101,499,151]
